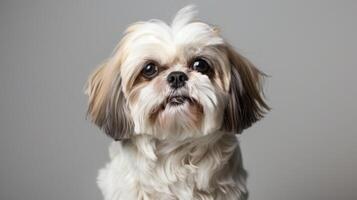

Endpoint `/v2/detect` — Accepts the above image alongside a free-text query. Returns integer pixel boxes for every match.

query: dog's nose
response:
[167,71,188,89]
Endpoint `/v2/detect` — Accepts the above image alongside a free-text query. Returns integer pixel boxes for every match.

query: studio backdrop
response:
[0,1,356,200]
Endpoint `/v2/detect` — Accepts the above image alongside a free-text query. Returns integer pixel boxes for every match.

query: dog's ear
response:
[222,45,269,134]
[85,60,133,140]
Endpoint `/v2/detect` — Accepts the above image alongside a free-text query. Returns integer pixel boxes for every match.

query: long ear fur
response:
[85,61,133,140]
[222,45,269,133]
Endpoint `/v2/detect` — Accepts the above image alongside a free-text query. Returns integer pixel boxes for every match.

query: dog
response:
[86,5,269,200]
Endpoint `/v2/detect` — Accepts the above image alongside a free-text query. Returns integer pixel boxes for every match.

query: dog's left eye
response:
[191,58,210,74]
[141,63,159,79]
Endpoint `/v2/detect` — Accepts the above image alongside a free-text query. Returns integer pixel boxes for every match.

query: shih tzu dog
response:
[86,5,269,200]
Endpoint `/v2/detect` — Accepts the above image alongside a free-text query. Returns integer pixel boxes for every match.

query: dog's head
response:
[86,6,269,140]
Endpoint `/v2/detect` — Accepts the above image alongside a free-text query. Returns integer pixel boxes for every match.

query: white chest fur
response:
[97,133,248,200]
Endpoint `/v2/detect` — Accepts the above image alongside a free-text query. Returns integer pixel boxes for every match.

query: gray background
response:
[1,0,356,200]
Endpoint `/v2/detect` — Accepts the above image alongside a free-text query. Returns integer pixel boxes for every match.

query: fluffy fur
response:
[86,5,269,200]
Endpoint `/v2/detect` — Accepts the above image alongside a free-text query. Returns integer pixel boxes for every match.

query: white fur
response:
[98,134,247,200]
[93,5,253,200]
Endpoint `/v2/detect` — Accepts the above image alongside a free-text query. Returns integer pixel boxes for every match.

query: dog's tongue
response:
[170,96,186,105]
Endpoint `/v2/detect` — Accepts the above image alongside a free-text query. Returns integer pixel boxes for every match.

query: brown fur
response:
[222,45,270,133]
[86,61,133,140]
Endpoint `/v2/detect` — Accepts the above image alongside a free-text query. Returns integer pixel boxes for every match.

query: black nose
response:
[167,71,188,89]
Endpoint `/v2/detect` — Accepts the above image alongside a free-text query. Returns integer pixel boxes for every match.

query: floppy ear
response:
[222,45,269,134]
[85,61,133,140]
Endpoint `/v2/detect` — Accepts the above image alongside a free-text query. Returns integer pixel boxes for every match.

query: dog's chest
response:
[97,136,246,200]
[134,147,218,199]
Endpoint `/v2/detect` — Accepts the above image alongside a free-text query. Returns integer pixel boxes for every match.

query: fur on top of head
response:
[86,5,269,141]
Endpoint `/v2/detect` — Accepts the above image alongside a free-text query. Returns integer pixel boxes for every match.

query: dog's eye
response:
[191,58,210,74]
[142,63,159,79]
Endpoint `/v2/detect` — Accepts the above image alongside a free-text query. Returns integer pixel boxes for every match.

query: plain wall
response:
[1,0,356,199]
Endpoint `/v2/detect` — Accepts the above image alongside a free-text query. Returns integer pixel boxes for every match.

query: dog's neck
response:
[130,132,232,161]
[125,132,239,189]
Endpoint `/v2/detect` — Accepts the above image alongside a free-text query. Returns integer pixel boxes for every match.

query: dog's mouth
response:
[166,95,191,106]
[149,94,201,122]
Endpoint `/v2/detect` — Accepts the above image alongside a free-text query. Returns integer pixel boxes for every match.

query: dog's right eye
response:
[141,63,159,79]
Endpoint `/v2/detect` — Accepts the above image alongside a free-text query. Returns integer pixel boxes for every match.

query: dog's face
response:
[86,6,269,140]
